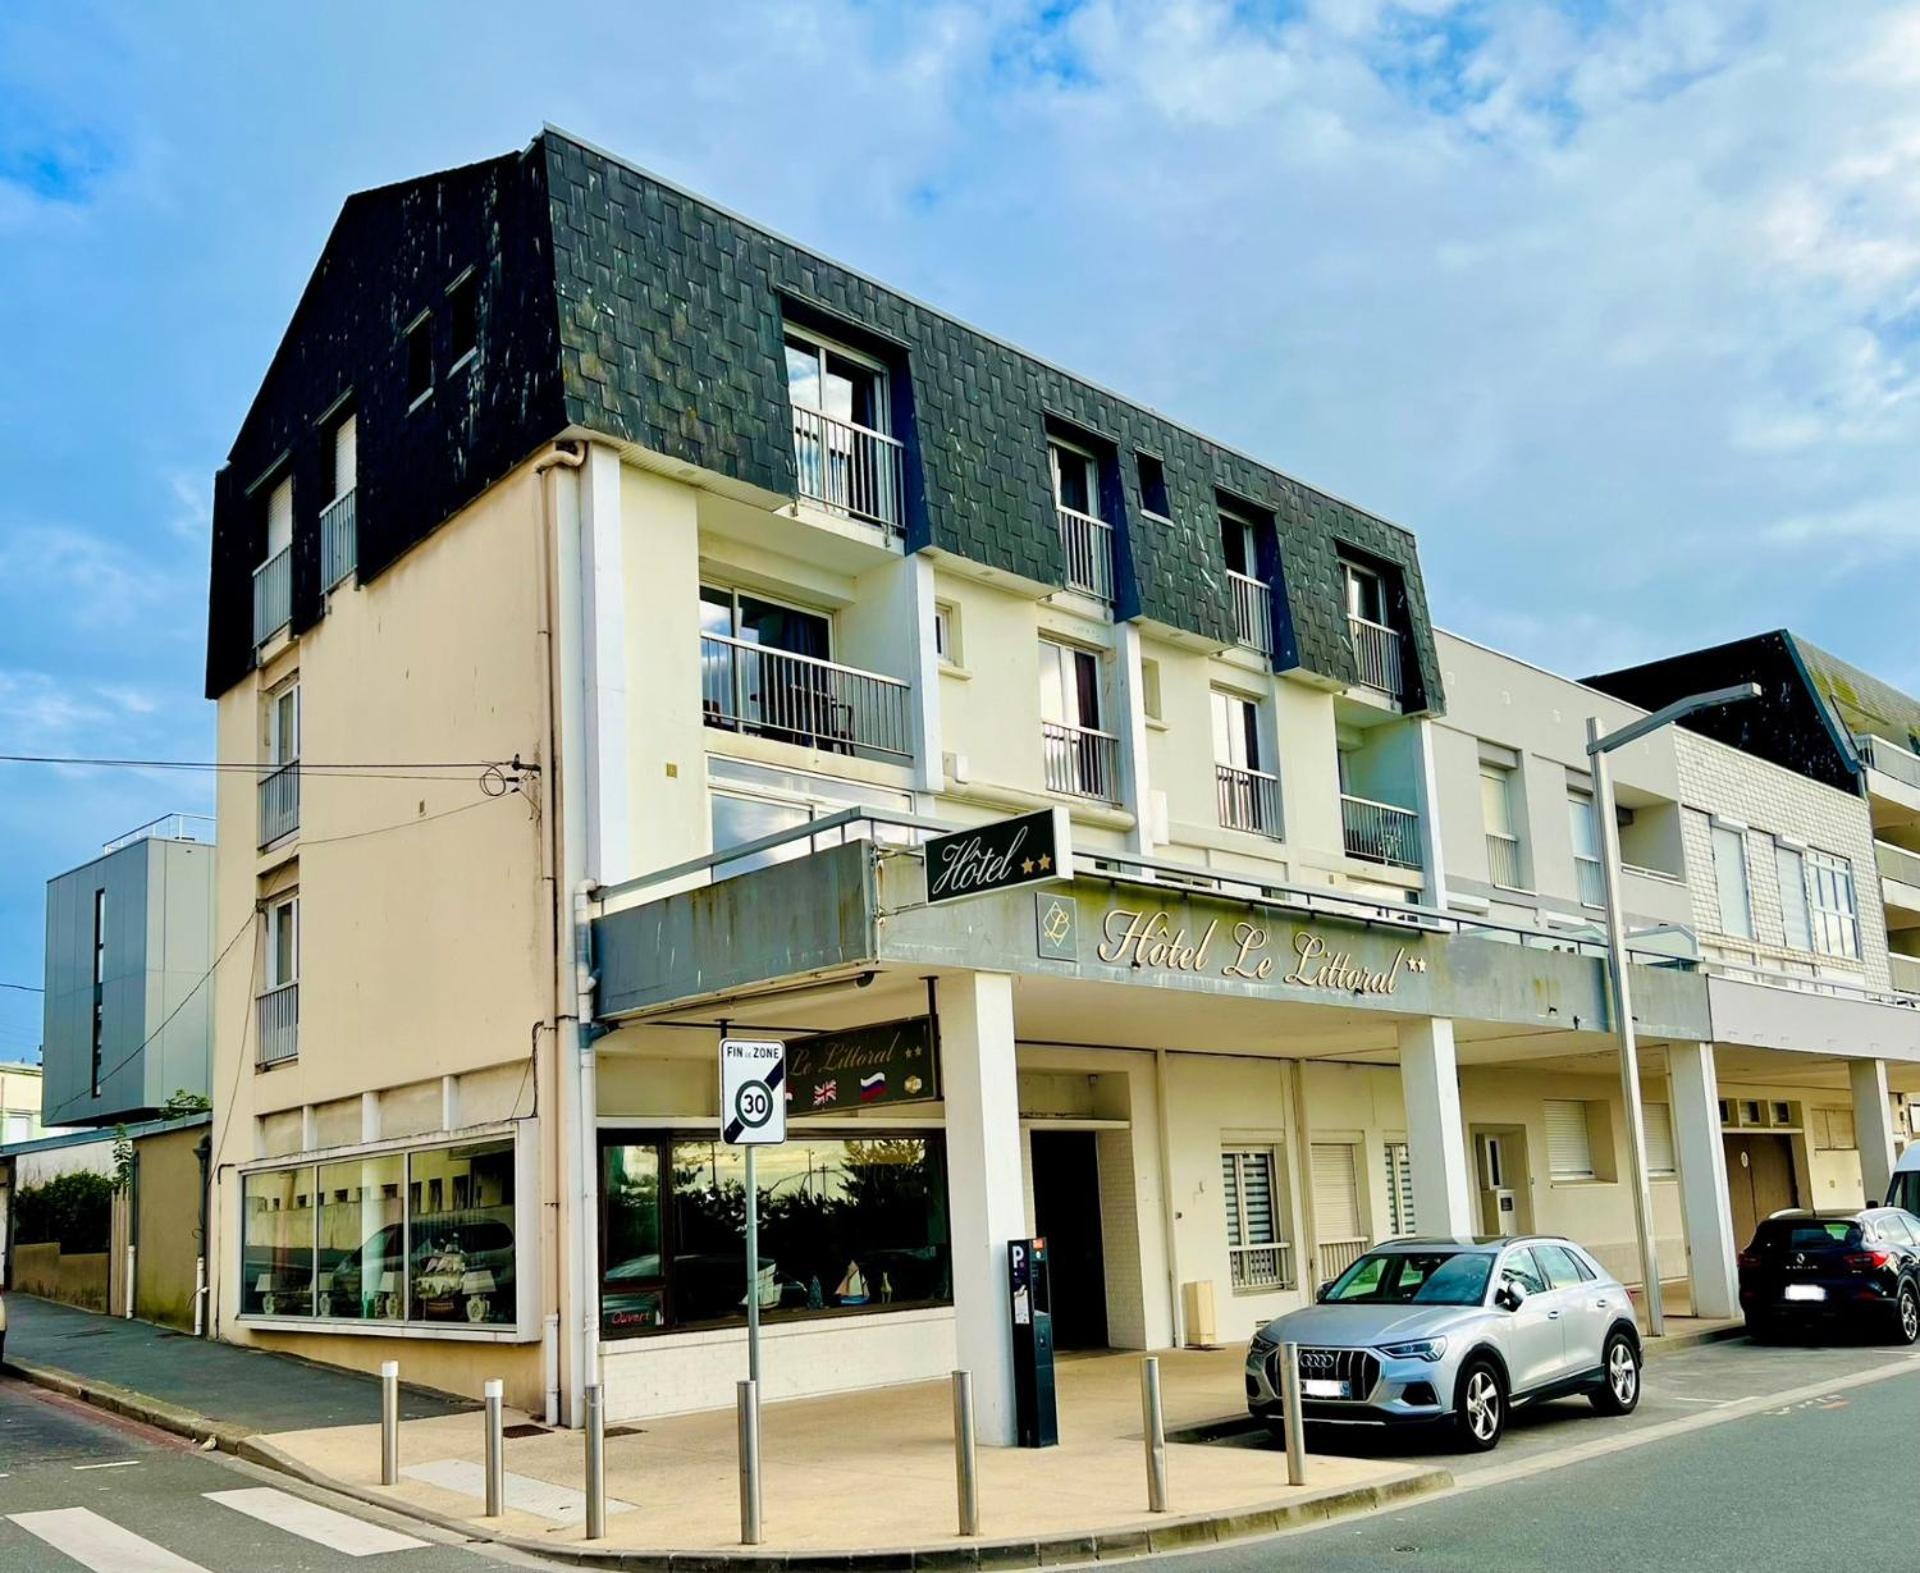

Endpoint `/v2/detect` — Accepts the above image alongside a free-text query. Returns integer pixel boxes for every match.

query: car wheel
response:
[1452,1359,1505,1453]
[1893,1283,1919,1347]
[1589,1331,1641,1415]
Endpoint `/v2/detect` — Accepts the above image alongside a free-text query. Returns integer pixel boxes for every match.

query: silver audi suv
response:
[1245,1235,1642,1452]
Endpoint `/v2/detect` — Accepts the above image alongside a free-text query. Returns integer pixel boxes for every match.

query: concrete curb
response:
[5,1350,1453,1569]
[1642,1323,1747,1358]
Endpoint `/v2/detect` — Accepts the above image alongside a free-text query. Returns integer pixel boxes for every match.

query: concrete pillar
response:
[1668,1043,1738,1320]
[1397,1018,1474,1236]
[1851,1057,1897,1208]
[939,972,1025,1445]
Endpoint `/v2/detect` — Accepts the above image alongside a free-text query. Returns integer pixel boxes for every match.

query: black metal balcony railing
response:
[253,546,291,647]
[1042,720,1119,802]
[320,489,358,591]
[258,760,300,848]
[1057,506,1115,604]
[700,634,912,764]
[1228,570,1272,656]
[1216,764,1282,838]
[790,406,904,532]
[256,982,299,1067]
[1347,614,1404,699]
[1340,793,1421,870]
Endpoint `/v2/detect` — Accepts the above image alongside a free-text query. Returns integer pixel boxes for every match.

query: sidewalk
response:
[1,1293,474,1440]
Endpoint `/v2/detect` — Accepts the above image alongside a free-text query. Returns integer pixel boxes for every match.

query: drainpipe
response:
[1153,1049,1183,1348]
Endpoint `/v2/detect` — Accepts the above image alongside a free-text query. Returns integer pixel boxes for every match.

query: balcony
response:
[1042,720,1119,802]
[259,760,300,848]
[1228,570,1272,657]
[320,489,358,591]
[253,546,291,647]
[1857,734,1920,795]
[1486,831,1526,891]
[256,983,299,1067]
[790,406,904,533]
[1341,794,1420,870]
[700,635,912,764]
[1575,853,1606,907]
[1891,952,1920,997]
[1216,764,1282,839]
[1877,839,1920,892]
[1056,506,1115,604]
[1347,614,1404,700]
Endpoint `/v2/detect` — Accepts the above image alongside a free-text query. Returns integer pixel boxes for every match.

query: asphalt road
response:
[1128,1344,1920,1572]
[0,1374,548,1572]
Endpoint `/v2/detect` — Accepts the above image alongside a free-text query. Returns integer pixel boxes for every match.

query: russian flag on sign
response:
[858,1072,887,1102]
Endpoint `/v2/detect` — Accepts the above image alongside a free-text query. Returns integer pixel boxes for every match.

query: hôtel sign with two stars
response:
[924,807,1076,907]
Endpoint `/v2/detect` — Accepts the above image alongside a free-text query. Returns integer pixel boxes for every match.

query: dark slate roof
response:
[208,129,1445,713]
[1795,637,1920,751]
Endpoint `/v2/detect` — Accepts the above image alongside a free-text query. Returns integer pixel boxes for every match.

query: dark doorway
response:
[1031,1131,1109,1351]
[1725,1133,1800,1251]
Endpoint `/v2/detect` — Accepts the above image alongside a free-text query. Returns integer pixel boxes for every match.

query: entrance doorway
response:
[1724,1133,1799,1250]
[1030,1131,1109,1351]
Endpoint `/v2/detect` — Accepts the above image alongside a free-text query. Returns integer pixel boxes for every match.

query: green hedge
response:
[14,1171,114,1253]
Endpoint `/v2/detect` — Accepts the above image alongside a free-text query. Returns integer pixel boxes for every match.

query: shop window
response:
[240,1136,516,1327]
[599,1133,951,1336]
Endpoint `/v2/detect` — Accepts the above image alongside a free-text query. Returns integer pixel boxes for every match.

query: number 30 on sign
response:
[720,1038,787,1146]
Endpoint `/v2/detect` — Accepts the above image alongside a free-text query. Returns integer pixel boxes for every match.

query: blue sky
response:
[2,0,1918,1057]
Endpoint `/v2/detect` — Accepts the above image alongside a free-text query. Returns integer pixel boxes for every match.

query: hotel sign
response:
[1095,906,1429,996]
[925,807,1074,907]
[786,1017,938,1113]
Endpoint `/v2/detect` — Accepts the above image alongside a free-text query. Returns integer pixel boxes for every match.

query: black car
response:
[1738,1208,1920,1344]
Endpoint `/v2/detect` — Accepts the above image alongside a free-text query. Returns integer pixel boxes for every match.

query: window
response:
[783,327,897,525]
[1481,765,1525,889]
[1812,1108,1857,1151]
[933,601,960,666]
[268,681,299,769]
[598,1133,950,1335]
[1544,1100,1596,1181]
[1806,850,1861,960]
[1220,509,1257,577]
[1212,688,1277,835]
[1310,1142,1364,1252]
[699,584,835,748]
[1137,453,1170,518]
[1500,1247,1550,1296]
[1325,1249,1492,1306]
[1776,844,1813,951]
[710,792,812,876]
[1342,560,1386,625]
[267,896,299,990]
[330,413,357,503]
[705,758,914,881]
[1569,790,1603,906]
[1140,658,1163,723]
[1222,1149,1289,1290]
[447,271,478,368]
[1641,1102,1676,1177]
[265,476,293,559]
[1384,1141,1416,1237]
[1211,690,1261,773]
[243,1138,517,1326]
[1712,823,1754,939]
[1039,639,1113,799]
[90,887,106,1097]
[1049,440,1099,518]
[1534,1242,1595,1289]
[404,312,432,407]
[784,331,888,432]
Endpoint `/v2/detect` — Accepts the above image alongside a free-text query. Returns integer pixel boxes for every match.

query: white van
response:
[1886,1144,1920,1213]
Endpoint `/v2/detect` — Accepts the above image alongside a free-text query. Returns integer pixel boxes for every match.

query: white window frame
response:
[1342,560,1386,624]
[1641,1102,1676,1177]
[403,308,433,412]
[1544,1099,1597,1181]
[1805,848,1861,960]
[933,601,959,667]
[1711,822,1754,940]
[1220,507,1257,578]
[700,582,835,661]
[1775,841,1813,952]
[1048,437,1102,521]
[1221,1146,1288,1290]
[782,324,891,436]
[266,895,299,990]
[1037,637,1103,732]
[445,267,479,375]
[329,411,358,506]
[1210,687,1263,773]
[267,678,300,769]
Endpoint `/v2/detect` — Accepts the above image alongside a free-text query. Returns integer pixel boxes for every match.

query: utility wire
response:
[0,753,539,777]
[0,981,43,993]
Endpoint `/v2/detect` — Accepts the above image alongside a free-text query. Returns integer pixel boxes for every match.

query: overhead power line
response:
[0,752,539,778]
[0,981,44,994]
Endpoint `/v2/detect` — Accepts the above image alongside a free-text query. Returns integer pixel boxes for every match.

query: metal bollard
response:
[1140,1357,1168,1513]
[584,1383,607,1541]
[380,1361,400,1486]
[483,1379,505,1517]
[952,1370,979,1536]
[1277,1343,1307,1487]
[737,1379,762,1545]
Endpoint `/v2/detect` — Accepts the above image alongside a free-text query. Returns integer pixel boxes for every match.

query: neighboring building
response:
[196,130,1912,1443]
[1,1063,47,1145]
[41,815,215,1128]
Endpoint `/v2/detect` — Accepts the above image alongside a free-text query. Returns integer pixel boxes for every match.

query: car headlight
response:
[1250,1326,1279,1351]
[1379,1337,1448,1362]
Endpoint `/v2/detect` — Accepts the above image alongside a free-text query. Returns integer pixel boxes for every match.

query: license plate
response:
[1784,1285,1826,1303]
[1303,1378,1349,1399]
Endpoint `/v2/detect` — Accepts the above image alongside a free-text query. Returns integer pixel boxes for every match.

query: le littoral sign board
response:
[925,806,1074,907]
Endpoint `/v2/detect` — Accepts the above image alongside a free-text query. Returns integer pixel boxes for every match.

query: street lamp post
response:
[1587,682,1758,1338]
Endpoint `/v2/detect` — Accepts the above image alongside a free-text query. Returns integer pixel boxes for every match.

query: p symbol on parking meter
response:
[721,1038,787,1146]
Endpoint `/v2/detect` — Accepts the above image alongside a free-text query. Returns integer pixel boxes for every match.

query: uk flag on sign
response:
[812,1080,838,1107]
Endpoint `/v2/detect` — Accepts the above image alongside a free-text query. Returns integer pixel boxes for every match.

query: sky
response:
[2,0,1918,1057]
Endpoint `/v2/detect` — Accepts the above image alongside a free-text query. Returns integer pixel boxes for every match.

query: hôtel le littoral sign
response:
[1094,905,1429,997]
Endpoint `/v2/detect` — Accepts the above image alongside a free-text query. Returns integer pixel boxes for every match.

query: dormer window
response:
[1049,438,1114,604]
[782,326,901,531]
[405,312,432,409]
[448,270,478,370]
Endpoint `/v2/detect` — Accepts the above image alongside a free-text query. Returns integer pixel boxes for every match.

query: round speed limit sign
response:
[735,1079,774,1131]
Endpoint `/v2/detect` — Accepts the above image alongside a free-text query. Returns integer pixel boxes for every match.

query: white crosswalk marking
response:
[204,1486,428,1556]
[402,1457,635,1524]
[8,1507,209,1572]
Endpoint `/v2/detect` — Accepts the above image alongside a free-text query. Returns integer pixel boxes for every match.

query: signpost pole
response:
[745,1142,761,1390]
